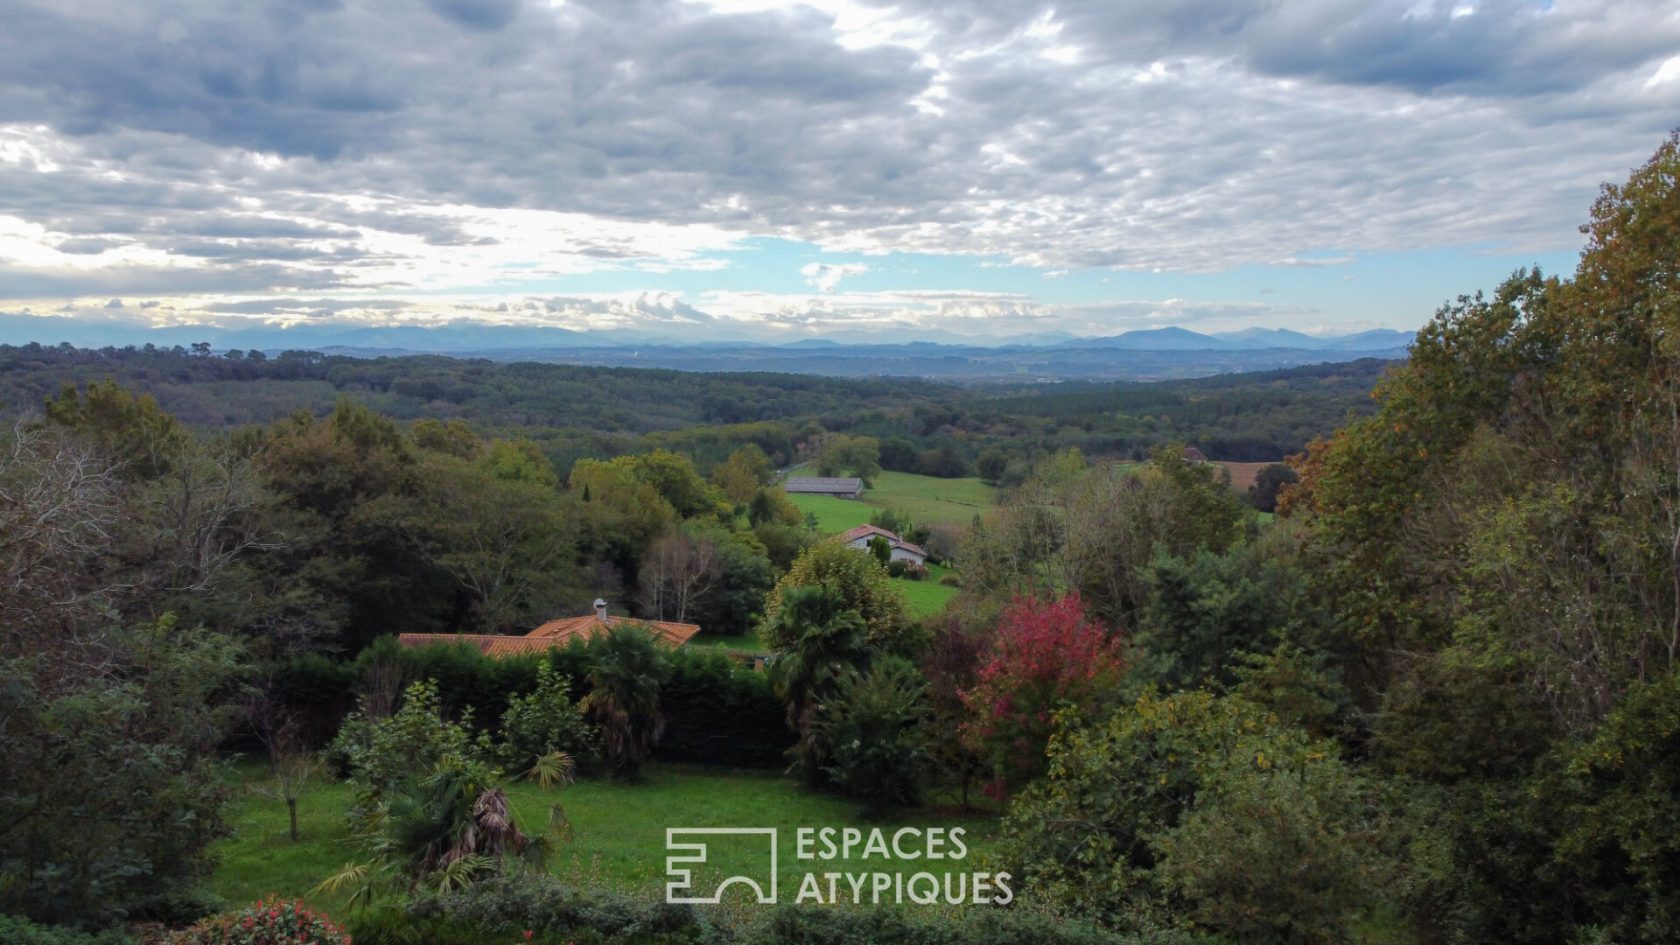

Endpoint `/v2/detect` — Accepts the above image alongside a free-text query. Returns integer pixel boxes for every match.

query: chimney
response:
[594,598,608,622]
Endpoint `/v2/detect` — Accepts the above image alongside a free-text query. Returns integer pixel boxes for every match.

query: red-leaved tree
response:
[959,594,1127,797]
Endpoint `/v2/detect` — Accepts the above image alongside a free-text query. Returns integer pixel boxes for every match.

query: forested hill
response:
[0,342,1393,469]
[0,343,951,432]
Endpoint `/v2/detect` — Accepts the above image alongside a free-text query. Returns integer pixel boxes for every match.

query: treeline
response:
[0,343,1388,482]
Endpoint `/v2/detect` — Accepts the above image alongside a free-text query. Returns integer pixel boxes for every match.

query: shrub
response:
[0,617,245,927]
[959,594,1127,795]
[127,886,225,928]
[810,657,930,814]
[174,898,349,945]
[329,679,489,796]
[496,662,598,773]
[1000,690,1377,941]
[938,572,960,587]
[355,872,714,945]
[738,905,1222,945]
[761,541,908,653]
[0,915,134,945]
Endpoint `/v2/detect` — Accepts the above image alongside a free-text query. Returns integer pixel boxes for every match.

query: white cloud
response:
[800,261,869,292]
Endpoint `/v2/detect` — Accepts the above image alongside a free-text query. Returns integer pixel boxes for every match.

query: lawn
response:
[212,762,1000,913]
[899,564,959,618]
[863,471,995,527]
[788,470,995,532]
[787,471,978,620]
[787,492,876,532]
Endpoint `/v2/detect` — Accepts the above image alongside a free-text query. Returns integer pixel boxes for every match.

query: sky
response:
[0,0,1677,344]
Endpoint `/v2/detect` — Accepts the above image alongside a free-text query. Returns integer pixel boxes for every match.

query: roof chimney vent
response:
[594,598,608,621]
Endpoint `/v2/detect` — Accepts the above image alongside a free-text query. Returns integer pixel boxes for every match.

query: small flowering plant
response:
[176,897,350,945]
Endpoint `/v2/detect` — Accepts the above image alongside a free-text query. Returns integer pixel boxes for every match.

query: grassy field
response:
[212,763,999,913]
[788,492,876,532]
[788,470,995,531]
[1212,460,1278,493]
[900,564,959,618]
[785,471,980,621]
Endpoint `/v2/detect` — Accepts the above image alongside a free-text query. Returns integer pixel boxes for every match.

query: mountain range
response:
[0,314,1414,356]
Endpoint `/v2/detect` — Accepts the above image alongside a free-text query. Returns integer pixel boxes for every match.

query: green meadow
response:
[789,470,995,531]
[212,762,999,914]
[785,470,979,618]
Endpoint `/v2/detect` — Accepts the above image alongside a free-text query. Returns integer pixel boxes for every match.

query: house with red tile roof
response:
[396,599,701,657]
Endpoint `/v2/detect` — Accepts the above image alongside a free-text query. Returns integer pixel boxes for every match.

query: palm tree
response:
[766,585,871,782]
[318,754,574,907]
[579,624,671,780]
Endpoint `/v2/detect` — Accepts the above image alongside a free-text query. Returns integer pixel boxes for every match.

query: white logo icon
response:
[664,827,779,904]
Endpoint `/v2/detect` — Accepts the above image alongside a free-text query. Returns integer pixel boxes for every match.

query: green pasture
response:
[788,470,995,532]
[211,763,999,914]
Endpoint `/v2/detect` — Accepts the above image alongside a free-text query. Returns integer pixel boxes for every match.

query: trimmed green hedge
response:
[275,636,791,768]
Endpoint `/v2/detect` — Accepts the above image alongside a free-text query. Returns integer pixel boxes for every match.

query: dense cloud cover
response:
[0,0,1675,339]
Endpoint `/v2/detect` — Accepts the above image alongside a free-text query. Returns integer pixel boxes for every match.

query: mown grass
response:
[787,492,875,532]
[786,471,976,620]
[212,762,999,914]
[862,471,995,528]
[788,471,995,532]
[899,563,959,618]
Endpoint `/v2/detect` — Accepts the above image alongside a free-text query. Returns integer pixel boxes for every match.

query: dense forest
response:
[0,343,1389,479]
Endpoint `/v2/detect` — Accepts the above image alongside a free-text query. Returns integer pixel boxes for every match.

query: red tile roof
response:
[838,523,899,544]
[396,610,703,658]
[837,524,927,561]
[396,633,573,658]
[526,613,702,647]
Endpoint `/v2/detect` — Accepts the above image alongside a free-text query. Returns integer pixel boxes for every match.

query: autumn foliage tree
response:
[959,594,1126,796]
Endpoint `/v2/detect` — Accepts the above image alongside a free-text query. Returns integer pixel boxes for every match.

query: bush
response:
[738,905,1222,945]
[0,915,133,945]
[0,617,245,927]
[350,872,714,945]
[126,886,224,928]
[1000,690,1377,942]
[174,899,349,945]
[810,657,930,814]
[328,679,488,794]
[938,572,960,587]
[887,560,929,580]
[308,637,788,774]
[496,662,599,774]
[959,594,1127,796]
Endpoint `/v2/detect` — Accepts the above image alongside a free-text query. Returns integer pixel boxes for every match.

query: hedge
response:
[271,636,791,768]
